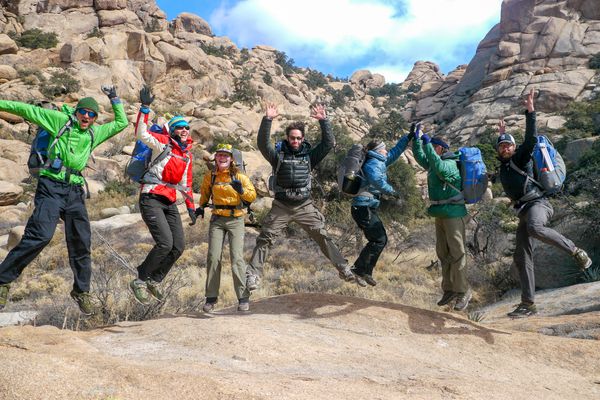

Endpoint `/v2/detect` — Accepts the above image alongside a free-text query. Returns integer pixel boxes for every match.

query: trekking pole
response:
[92,228,137,274]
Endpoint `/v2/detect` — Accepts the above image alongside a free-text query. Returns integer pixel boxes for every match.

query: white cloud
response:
[210,0,503,80]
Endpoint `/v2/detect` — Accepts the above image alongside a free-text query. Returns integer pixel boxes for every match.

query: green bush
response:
[263,71,273,85]
[239,48,250,64]
[13,28,58,49]
[101,179,138,197]
[305,69,328,89]
[326,85,354,109]
[368,110,408,142]
[230,68,258,105]
[368,83,404,98]
[200,43,236,58]
[40,71,80,98]
[274,50,299,76]
[86,27,104,39]
[589,52,600,69]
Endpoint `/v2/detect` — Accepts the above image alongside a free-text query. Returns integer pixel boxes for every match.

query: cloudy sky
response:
[155,0,504,82]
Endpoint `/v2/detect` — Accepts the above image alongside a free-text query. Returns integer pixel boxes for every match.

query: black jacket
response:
[498,111,543,203]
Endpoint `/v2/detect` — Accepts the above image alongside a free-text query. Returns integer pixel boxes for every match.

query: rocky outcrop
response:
[0,33,17,54]
[0,180,23,206]
[171,12,212,36]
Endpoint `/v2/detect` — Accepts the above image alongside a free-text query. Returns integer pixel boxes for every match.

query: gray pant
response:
[435,216,469,294]
[205,215,249,301]
[515,199,576,303]
[247,199,348,277]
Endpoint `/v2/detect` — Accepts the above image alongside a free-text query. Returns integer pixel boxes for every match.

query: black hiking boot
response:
[437,291,456,306]
[363,274,377,287]
[507,303,537,318]
[350,268,367,287]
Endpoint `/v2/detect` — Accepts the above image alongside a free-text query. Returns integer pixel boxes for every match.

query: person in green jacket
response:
[0,86,129,315]
[412,123,471,311]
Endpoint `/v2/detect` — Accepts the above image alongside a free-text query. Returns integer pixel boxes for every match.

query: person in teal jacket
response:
[0,86,128,315]
[412,123,471,311]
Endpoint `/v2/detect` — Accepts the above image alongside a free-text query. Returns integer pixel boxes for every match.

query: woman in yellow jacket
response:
[197,143,257,312]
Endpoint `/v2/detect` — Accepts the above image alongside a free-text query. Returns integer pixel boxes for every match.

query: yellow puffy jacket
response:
[199,169,257,217]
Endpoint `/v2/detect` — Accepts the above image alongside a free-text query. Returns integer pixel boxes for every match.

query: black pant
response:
[137,194,185,282]
[0,177,91,292]
[351,205,387,275]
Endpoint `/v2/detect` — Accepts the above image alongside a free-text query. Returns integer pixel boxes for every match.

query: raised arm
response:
[257,103,279,166]
[308,104,334,167]
[136,120,166,154]
[386,134,410,166]
[513,88,537,167]
[0,100,69,134]
[411,123,429,169]
[90,85,129,148]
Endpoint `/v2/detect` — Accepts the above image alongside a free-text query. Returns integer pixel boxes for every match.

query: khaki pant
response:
[247,199,347,277]
[205,215,249,301]
[435,216,469,294]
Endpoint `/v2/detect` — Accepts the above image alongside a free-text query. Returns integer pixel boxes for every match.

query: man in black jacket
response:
[497,89,592,318]
[245,103,355,290]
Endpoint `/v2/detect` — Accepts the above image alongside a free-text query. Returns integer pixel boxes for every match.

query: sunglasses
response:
[216,143,233,151]
[174,125,190,131]
[288,136,303,142]
[77,109,97,118]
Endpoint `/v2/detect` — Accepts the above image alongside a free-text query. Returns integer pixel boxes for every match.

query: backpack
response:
[337,143,366,196]
[28,105,95,177]
[435,147,488,205]
[125,123,170,182]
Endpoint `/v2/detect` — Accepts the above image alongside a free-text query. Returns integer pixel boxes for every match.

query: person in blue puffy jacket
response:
[350,133,411,286]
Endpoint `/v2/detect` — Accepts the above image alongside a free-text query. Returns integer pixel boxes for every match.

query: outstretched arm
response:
[91,85,129,148]
[411,123,429,169]
[386,135,410,166]
[257,102,279,166]
[308,104,334,167]
[0,100,69,134]
[514,88,537,166]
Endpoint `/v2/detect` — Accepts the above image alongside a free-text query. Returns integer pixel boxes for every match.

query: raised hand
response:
[524,88,535,113]
[310,104,327,120]
[413,122,422,140]
[264,102,279,120]
[498,118,506,135]
[101,85,117,99]
[139,85,155,106]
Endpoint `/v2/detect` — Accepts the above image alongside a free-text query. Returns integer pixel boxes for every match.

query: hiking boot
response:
[246,273,260,291]
[453,290,472,311]
[70,290,95,316]
[146,279,164,302]
[437,291,457,306]
[350,268,367,287]
[363,274,377,287]
[338,266,356,283]
[507,302,537,318]
[0,283,10,310]
[129,279,150,305]
[202,302,216,313]
[572,248,592,271]
[237,301,250,312]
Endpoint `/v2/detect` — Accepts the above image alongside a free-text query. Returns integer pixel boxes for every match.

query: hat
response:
[215,143,234,155]
[168,115,189,133]
[75,97,100,114]
[496,133,516,147]
[431,137,449,150]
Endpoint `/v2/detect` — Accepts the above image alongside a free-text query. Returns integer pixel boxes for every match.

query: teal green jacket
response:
[413,139,467,219]
[0,99,128,186]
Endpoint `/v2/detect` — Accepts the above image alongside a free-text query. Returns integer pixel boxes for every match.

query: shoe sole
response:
[453,293,472,311]
[69,294,94,316]
[581,259,592,270]
[508,312,536,319]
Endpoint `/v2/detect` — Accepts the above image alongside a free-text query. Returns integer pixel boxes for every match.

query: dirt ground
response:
[1,293,599,400]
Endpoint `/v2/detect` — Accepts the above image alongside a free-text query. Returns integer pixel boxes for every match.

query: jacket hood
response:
[367,150,387,162]
[441,151,459,160]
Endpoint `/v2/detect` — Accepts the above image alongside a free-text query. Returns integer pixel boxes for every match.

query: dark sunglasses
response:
[77,109,97,118]
[174,125,190,131]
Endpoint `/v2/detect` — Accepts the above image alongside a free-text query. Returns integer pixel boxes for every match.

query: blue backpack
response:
[125,124,170,182]
[440,147,488,204]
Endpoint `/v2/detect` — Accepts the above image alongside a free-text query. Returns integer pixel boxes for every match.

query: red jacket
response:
[135,112,194,209]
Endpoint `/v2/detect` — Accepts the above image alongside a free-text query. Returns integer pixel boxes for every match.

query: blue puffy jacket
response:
[352,135,410,208]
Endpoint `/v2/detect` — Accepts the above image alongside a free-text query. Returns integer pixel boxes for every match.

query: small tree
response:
[230,68,258,105]
[274,50,298,75]
[40,71,80,98]
[13,28,58,49]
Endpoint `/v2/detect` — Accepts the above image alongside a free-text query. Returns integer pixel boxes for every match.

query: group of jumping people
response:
[0,86,593,317]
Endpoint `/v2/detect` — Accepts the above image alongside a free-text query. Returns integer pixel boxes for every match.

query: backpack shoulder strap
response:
[148,143,172,169]
[509,159,543,188]
[274,150,285,175]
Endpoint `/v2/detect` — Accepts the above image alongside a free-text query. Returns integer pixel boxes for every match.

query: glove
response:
[409,122,418,140]
[413,122,422,140]
[188,208,197,226]
[101,85,117,99]
[230,179,244,194]
[195,207,205,219]
[421,134,431,144]
[139,85,155,106]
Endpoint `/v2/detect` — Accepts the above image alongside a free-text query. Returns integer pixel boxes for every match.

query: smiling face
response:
[172,125,190,142]
[215,151,232,171]
[75,108,97,130]
[497,142,516,160]
[286,129,304,151]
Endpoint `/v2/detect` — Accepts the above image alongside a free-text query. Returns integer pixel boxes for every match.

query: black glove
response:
[409,122,418,140]
[101,85,117,99]
[195,207,205,219]
[188,208,197,226]
[230,179,244,194]
[139,85,155,106]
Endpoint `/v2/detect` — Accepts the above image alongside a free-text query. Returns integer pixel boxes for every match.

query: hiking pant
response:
[247,199,348,277]
[515,199,576,304]
[351,205,387,275]
[205,215,249,302]
[137,194,185,283]
[0,177,91,292]
[435,216,469,294]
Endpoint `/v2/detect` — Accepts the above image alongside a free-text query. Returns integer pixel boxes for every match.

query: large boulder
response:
[36,0,94,12]
[98,9,142,28]
[94,0,128,10]
[0,181,23,206]
[0,34,18,55]
[0,65,17,81]
[172,13,212,36]
[7,225,25,251]
[349,70,385,91]
[60,42,91,63]
[0,139,29,184]
[563,136,600,164]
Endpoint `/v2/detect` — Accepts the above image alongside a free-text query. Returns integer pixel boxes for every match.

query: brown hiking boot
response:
[0,283,10,310]
[146,280,164,302]
[70,290,95,316]
[351,268,367,287]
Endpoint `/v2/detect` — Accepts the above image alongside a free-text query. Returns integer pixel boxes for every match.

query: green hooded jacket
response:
[412,139,467,219]
[0,99,128,186]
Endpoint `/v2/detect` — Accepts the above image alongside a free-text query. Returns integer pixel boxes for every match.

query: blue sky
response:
[156,0,503,83]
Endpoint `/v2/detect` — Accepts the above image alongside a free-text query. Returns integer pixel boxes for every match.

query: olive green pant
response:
[205,215,249,301]
[435,216,469,294]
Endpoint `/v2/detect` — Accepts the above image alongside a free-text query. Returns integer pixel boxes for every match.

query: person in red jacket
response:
[129,87,196,305]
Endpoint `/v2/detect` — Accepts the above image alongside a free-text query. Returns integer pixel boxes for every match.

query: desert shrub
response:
[368,110,408,142]
[263,71,273,85]
[589,52,600,69]
[305,69,328,89]
[230,68,258,105]
[17,67,45,86]
[200,43,236,58]
[12,28,58,49]
[238,47,250,64]
[406,82,422,94]
[368,83,404,98]
[86,27,104,39]
[274,50,299,75]
[144,18,162,33]
[40,71,80,98]
[326,84,354,109]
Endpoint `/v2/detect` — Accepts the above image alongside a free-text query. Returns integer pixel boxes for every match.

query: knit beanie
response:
[75,97,100,114]
[168,115,189,133]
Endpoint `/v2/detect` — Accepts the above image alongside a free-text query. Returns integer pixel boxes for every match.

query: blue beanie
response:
[168,115,189,133]
[431,137,449,149]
